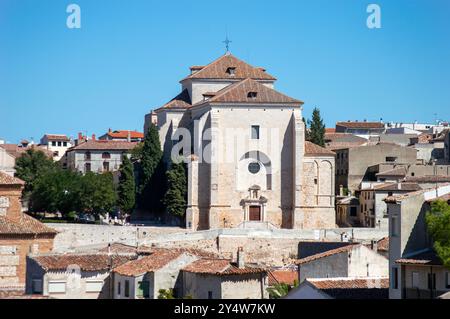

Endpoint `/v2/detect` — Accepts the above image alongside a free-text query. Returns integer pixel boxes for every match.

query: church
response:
[144,53,336,230]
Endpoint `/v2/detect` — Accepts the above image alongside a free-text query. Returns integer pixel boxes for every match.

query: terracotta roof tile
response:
[32,254,133,272]
[43,134,70,142]
[268,270,298,286]
[395,250,442,266]
[69,140,137,151]
[194,78,302,106]
[105,131,144,139]
[183,258,266,276]
[336,122,385,129]
[183,54,276,81]
[0,171,25,186]
[155,89,192,112]
[304,141,336,156]
[0,214,57,236]
[307,277,389,290]
[296,244,358,265]
[377,237,389,252]
[0,144,53,159]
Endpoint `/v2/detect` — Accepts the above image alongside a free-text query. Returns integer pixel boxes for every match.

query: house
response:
[0,172,57,291]
[181,248,268,299]
[26,253,134,299]
[324,132,367,151]
[358,182,422,228]
[296,242,388,283]
[385,184,450,299]
[39,134,72,161]
[144,53,336,230]
[336,196,360,227]
[64,139,136,174]
[385,121,449,135]
[0,146,16,176]
[334,143,417,193]
[267,268,298,288]
[284,277,389,299]
[335,121,385,139]
[99,129,144,142]
[112,248,214,299]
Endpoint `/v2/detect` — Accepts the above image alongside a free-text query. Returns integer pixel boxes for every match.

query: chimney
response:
[78,132,83,140]
[339,185,344,197]
[108,128,112,133]
[237,247,245,268]
[91,134,96,141]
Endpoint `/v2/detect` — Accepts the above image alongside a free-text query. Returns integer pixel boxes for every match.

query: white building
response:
[40,134,72,161]
[144,53,336,231]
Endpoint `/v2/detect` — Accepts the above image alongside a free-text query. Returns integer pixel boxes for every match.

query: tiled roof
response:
[296,244,358,265]
[373,182,421,192]
[43,134,70,141]
[97,243,146,255]
[0,144,53,159]
[113,248,217,276]
[268,270,298,286]
[182,54,276,81]
[325,128,336,133]
[308,277,389,290]
[69,140,137,151]
[154,89,192,112]
[0,171,25,186]
[403,175,450,183]
[304,141,335,156]
[395,250,442,266]
[194,78,302,107]
[0,214,57,236]
[105,131,144,139]
[183,258,266,276]
[326,142,367,151]
[32,254,134,272]
[377,237,389,252]
[336,122,385,129]
[376,167,408,177]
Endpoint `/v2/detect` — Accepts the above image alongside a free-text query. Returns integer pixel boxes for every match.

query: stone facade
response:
[145,53,336,231]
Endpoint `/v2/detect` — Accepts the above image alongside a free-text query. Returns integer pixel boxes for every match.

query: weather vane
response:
[223,35,232,53]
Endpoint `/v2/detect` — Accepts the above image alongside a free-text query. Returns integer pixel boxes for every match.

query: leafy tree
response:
[79,172,117,216]
[267,280,299,299]
[117,155,136,215]
[15,148,56,193]
[158,289,175,299]
[306,107,326,147]
[426,200,450,268]
[163,159,187,217]
[130,142,144,162]
[138,124,165,212]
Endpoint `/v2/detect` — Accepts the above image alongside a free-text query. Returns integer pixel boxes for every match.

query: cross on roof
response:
[223,35,232,53]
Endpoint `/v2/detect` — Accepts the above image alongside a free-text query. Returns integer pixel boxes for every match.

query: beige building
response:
[145,53,336,230]
[39,134,72,161]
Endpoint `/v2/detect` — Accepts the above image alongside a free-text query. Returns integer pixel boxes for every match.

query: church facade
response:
[144,53,336,230]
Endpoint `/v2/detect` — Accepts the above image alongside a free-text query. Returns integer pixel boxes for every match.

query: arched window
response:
[102,152,111,159]
[85,151,91,160]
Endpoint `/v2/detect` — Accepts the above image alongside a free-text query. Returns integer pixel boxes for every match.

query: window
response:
[208,291,213,299]
[58,141,62,147]
[388,192,393,197]
[391,267,398,289]
[103,161,110,172]
[124,280,130,298]
[102,152,111,159]
[52,141,57,146]
[48,281,66,294]
[85,163,91,173]
[247,91,258,99]
[391,216,399,237]
[251,125,260,139]
[428,273,436,290]
[63,142,67,147]
[412,272,419,288]
[86,281,103,293]
[386,156,398,162]
[32,279,43,293]
[314,178,318,185]
[117,282,121,296]
[226,67,236,75]
[85,151,91,160]
[248,162,261,174]
[137,281,150,299]
[350,207,357,217]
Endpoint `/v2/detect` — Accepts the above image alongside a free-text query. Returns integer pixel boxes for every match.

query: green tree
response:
[306,107,326,147]
[15,148,56,193]
[117,155,136,215]
[139,124,165,212]
[163,159,187,218]
[426,200,450,268]
[79,172,117,216]
[266,280,299,299]
[158,289,175,299]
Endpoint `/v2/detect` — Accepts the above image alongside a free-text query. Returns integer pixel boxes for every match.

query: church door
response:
[249,206,261,221]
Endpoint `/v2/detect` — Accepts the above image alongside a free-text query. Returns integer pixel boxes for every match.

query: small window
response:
[247,91,258,99]
[412,272,419,288]
[226,67,236,75]
[391,216,399,237]
[125,280,130,298]
[350,207,357,217]
[117,282,121,296]
[103,161,110,172]
[428,273,436,290]
[248,162,261,174]
[411,172,415,177]
[102,152,111,159]
[63,142,67,147]
[85,151,91,160]
[85,163,91,173]
[208,291,213,299]
[391,267,398,289]
[251,125,260,139]
[386,156,397,162]
[58,141,62,147]
[314,178,318,185]
[52,141,57,146]
[32,279,43,294]
[388,192,393,197]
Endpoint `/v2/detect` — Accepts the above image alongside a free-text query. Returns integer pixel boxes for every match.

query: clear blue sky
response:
[1,0,449,143]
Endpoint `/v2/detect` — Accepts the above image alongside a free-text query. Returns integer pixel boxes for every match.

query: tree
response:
[306,107,326,147]
[267,280,299,299]
[15,148,56,193]
[79,172,117,216]
[117,155,136,215]
[163,159,187,218]
[158,289,175,299]
[426,200,450,268]
[138,124,165,212]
